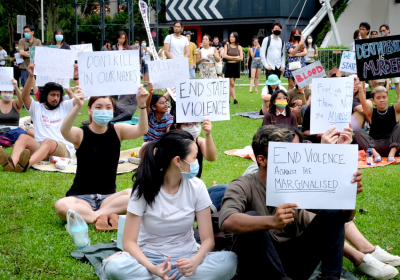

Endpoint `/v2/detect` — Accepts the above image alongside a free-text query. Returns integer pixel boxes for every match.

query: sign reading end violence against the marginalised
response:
[148,58,190,89]
[78,50,140,97]
[0,67,14,91]
[176,78,230,123]
[292,61,326,88]
[355,35,400,81]
[266,142,358,209]
[310,77,354,135]
[339,51,357,74]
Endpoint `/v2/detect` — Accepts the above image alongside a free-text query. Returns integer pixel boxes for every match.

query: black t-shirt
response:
[211,42,223,50]
[302,104,311,132]
[60,43,71,50]
[369,106,397,140]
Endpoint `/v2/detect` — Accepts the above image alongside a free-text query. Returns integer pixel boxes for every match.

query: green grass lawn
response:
[1,78,400,279]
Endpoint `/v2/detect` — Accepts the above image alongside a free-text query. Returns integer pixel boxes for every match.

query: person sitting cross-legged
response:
[262,89,298,129]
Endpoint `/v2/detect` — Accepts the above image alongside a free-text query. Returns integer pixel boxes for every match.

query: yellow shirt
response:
[188,42,198,65]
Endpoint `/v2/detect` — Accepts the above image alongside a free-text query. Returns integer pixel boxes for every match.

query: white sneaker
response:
[355,254,399,280]
[372,245,400,267]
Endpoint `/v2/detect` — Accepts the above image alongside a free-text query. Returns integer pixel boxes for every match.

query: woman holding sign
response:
[53,29,71,50]
[284,28,307,90]
[262,89,298,128]
[197,34,220,79]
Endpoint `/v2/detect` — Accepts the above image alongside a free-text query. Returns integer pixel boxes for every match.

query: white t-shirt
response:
[261,85,287,96]
[27,97,75,157]
[127,177,212,257]
[163,34,189,59]
[0,49,7,66]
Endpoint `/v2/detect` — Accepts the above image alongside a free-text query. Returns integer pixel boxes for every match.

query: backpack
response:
[264,35,285,61]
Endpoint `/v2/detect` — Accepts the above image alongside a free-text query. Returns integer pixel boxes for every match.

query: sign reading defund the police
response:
[266,142,358,209]
[355,35,400,81]
[176,79,230,123]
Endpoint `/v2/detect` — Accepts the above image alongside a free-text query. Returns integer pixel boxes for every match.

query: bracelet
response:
[73,77,79,80]
[138,105,147,109]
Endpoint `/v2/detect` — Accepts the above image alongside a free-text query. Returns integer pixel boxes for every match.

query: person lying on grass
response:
[103,130,237,280]
[0,63,78,173]
[54,86,149,231]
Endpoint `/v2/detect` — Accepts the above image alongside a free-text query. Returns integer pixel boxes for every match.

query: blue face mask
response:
[142,43,147,47]
[92,110,113,126]
[24,33,31,40]
[180,159,199,180]
[55,35,63,42]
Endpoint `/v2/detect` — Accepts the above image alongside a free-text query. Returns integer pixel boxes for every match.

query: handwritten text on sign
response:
[176,78,230,122]
[36,76,70,89]
[70,44,93,61]
[78,50,140,97]
[0,67,14,91]
[34,47,75,79]
[339,51,357,74]
[292,61,326,88]
[266,142,358,209]
[29,46,58,64]
[310,77,354,135]
[149,58,190,89]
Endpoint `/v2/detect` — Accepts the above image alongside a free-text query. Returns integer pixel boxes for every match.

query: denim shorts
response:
[251,59,263,69]
[141,63,149,74]
[73,194,113,211]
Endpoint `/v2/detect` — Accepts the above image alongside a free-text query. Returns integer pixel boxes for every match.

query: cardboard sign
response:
[148,58,190,89]
[36,76,70,89]
[78,50,140,97]
[310,77,354,135]
[0,67,14,91]
[70,44,93,61]
[29,46,58,64]
[292,61,326,88]
[355,35,400,81]
[339,51,357,74]
[176,78,230,122]
[34,47,75,79]
[266,142,358,209]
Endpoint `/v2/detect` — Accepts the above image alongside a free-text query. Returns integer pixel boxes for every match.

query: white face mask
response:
[1,93,13,102]
[135,43,139,47]
[307,39,312,43]
[182,125,201,139]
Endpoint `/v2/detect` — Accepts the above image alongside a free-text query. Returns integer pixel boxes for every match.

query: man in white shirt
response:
[0,63,78,173]
[261,23,286,80]
[0,44,7,66]
[164,21,190,59]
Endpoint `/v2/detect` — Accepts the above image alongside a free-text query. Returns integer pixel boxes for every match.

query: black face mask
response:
[294,35,301,41]
[273,30,281,36]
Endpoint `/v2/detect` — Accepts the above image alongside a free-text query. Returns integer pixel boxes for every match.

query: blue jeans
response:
[72,194,113,211]
[189,65,196,79]
[20,69,29,87]
[103,251,237,280]
[207,184,228,212]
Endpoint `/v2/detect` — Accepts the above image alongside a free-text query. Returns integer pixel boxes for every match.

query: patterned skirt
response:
[200,64,217,79]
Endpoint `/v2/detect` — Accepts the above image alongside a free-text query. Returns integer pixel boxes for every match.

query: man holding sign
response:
[219,125,363,280]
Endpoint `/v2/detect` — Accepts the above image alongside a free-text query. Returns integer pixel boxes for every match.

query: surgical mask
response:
[273,30,281,36]
[142,43,146,47]
[135,43,139,47]
[381,31,387,37]
[15,46,19,50]
[182,125,201,139]
[24,33,31,40]
[92,110,113,126]
[275,100,288,109]
[55,35,63,42]
[1,93,13,102]
[180,159,200,180]
[307,39,312,43]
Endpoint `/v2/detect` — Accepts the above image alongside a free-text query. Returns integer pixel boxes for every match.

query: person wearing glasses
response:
[262,89,298,128]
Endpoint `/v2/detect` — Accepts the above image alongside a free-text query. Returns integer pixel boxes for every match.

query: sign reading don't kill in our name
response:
[266,142,358,209]
[176,78,230,123]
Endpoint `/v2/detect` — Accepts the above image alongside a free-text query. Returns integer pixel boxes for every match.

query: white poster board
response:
[34,47,75,79]
[36,76,70,89]
[175,78,230,122]
[292,61,326,88]
[0,67,14,91]
[78,50,140,97]
[148,58,190,89]
[339,51,357,74]
[14,53,24,64]
[310,77,354,135]
[29,46,58,64]
[70,44,93,61]
[266,142,358,209]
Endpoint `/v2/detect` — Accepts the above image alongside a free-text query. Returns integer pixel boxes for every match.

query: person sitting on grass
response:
[286,80,311,125]
[0,63,78,173]
[262,89,298,128]
[219,125,363,280]
[54,85,149,230]
[260,74,287,115]
[103,130,238,280]
[355,83,400,163]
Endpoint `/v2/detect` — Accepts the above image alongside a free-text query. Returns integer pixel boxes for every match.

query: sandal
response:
[108,214,119,230]
[15,149,31,173]
[0,148,15,172]
[94,215,112,231]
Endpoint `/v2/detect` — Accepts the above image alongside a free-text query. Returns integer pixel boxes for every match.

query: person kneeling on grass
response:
[103,130,237,280]
[262,89,298,129]
[0,63,76,173]
[54,86,149,230]
[355,83,400,163]
[219,125,363,280]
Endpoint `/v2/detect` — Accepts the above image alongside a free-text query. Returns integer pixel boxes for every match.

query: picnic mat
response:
[225,146,256,161]
[233,111,264,119]
[357,150,400,168]
[31,148,140,174]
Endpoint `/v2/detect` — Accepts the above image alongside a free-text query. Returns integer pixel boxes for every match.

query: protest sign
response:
[34,47,75,79]
[176,78,230,122]
[70,44,93,61]
[310,77,354,135]
[0,67,14,91]
[149,58,190,89]
[78,50,140,97]
[29,46,58,64]
[266,142,358,209]
[355,35,400,81]
[339,51,357,74]
[14,53,24,64]
[292,61,326,88]
[36,76,70,89]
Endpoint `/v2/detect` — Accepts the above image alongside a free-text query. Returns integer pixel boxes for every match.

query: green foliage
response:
[316,1,348,47]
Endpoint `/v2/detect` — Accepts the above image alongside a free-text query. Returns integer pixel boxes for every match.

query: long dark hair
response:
[230,32,239,45]
[269,89,291,116]
[54,28,65,44]
[116,31,130,50]
[131,130,194,206]
[306,35,317,50]
[251,37,258,47]
[150,94,167,112]
[289,28,304,51]
[39,82,64,104]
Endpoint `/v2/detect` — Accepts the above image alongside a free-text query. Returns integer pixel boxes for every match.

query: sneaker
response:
[233,99,238,105]
[372,245,400,267]
[355,254,399,280]
[387,156,395,162]
[374,156,382,163]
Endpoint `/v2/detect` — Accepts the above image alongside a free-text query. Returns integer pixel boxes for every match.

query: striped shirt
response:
[143,111,173,142]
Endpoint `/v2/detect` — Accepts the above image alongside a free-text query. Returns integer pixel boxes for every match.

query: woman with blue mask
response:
[55,85,150,231]
[103,130,237,280]
[54,28,70,50]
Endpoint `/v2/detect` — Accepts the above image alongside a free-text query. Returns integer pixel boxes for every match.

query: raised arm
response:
[22,64,35,109]
[146,83,154,116]
[12,79,23,111]
[198,118,217,161]
[60,87,84,148]
[357,78,373,122]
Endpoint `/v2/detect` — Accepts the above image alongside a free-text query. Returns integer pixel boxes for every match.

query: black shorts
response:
[225,63,240,78]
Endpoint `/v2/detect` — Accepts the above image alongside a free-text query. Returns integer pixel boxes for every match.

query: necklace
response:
[377,108,388,115]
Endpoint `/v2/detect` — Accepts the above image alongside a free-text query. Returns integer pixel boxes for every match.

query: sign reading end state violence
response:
[292,61,326,88]
[266,142,358,209]
[176,78,230,123]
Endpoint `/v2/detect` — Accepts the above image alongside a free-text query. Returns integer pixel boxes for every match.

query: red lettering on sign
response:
[316,66,323,73]
[296,75,304,82]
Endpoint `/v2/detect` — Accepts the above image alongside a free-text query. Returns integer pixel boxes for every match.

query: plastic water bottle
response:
[366,148,373,165]
[71,224,90,249]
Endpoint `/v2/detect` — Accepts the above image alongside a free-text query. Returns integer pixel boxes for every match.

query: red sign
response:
[151,30,156,38]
